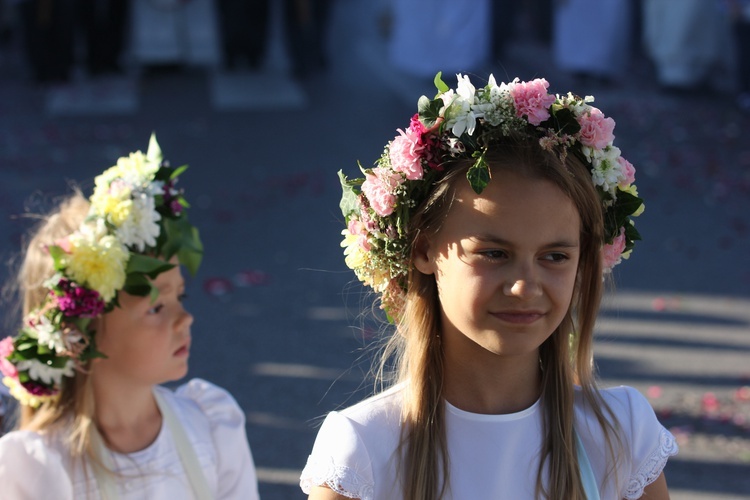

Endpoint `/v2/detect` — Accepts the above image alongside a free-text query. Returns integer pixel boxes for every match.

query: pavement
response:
[0,1,749,499]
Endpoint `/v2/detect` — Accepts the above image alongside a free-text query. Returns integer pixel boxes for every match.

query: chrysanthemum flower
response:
[66,231,128,302]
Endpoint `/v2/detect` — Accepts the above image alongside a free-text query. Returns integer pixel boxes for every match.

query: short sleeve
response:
[299,411,375,500]
[0,431,74,499]
[617,387,678,499]
[176,378,260,500]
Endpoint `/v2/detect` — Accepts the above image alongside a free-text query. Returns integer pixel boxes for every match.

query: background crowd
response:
[0,0,748,106]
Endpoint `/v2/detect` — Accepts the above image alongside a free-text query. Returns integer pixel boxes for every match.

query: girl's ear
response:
[413,234,436,275]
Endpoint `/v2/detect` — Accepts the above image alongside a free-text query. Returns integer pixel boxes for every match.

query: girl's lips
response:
[174,342,190,357]
[491,311,545,324]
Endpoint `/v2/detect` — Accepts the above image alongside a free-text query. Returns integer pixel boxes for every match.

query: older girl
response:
[300,74,677,499]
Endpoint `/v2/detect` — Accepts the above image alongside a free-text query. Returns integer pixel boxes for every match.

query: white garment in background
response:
[300,384,677,500]
[643,0,729,87]
[553,0,632,78]
[387,0,491,78]
[0,379,259,499]
[129,0,222,67]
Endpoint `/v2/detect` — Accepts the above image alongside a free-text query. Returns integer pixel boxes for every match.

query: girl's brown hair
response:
[378,136,621,499]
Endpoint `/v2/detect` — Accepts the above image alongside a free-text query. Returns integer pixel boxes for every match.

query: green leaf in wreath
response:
[418,95,443,129]
[549,106,581,136]
[177,224,203,277]
[47,245,67,272]
[159,216,204,276]
[338,170,362,218]
[467,151,490,194]
[126,253,174,278]
[614,190,644,220]
[170,164,189,180]
[433,71,449,95]
[123,273,154,298]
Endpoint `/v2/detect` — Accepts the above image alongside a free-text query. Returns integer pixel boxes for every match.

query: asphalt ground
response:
[0,1,749,499]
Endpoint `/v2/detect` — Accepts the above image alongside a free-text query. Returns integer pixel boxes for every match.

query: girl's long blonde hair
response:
[377,137,622,499]
[12,192,99,460]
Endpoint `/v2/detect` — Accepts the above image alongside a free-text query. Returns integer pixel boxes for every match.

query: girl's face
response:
[414,169,581,362]
[95,262,193,386]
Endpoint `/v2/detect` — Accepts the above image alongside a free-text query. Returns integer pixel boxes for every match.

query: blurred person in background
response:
[217,0,331,77]
[387,0,490,78]
[728,0,750,108]
[78,0,129,76]
[17,0,76,83]
[553,0,633,86]
[217,0,269,70]
[642,0,728,92]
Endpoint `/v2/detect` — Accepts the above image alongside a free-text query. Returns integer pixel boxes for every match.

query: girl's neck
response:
[442,346,542,415]
[92,376,162,454]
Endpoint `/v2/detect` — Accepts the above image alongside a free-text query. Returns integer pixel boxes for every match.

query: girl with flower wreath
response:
[0,136,259,499]
[300,74,678,499]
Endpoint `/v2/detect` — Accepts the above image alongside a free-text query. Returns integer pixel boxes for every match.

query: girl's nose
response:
[503,279,542,299]
[176,308,194,330]
[502,262,542,299]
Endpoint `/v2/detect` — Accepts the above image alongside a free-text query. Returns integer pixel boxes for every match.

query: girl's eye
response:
[178,293,188,302]
[148,304,164,315]
[543,252,569,263]
[479,250,508,260]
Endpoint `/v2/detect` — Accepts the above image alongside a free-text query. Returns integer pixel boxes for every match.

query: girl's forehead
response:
[448,174,580,237]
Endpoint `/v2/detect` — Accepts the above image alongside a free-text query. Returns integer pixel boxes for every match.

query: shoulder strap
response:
[91,391,214,500]
[90,427,121,500]
[575,430,601,500]
[154,389,214,500]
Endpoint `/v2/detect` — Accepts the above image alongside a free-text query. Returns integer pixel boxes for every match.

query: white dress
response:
[0,378,260,500]
[387,0,491,78]
[642,0,728,87]
[300,384,678,500]
[553,0,632,78]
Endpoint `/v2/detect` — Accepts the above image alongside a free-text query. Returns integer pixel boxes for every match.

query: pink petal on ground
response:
[233,270,271,287]
[652,297,667,311]
[735,386,750,402]
[647,386,663,399]
[203,277,233,296]
[702,392,720,413]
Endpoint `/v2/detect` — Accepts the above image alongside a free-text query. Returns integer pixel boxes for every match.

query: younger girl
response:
[300,74,678,499]
[0,136,260,499]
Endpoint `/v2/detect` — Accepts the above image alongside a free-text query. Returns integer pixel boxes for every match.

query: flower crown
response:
[339,73,644,319]
[1,135,203,407]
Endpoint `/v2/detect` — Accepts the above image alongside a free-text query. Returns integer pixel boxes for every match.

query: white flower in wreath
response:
[482,75,514,127]
[115,151,160,188]
[32,315,66,354]
[16,358,75,386]
[116,191,162,252]
[588,145,623,196]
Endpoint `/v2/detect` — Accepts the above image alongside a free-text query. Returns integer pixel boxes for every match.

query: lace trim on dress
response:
[300,456,374,500]
[624,427,678,499]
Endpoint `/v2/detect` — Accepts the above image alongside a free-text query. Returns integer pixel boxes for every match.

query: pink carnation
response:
[361,167,401,217]
[389,126,424,181]
[577,107,615,149]
[601,227,627,270]
[408,113,426,135]
[0,336,17,378]
[617,156,636,188]
[348,219,371,252]
[509,78,556,126]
